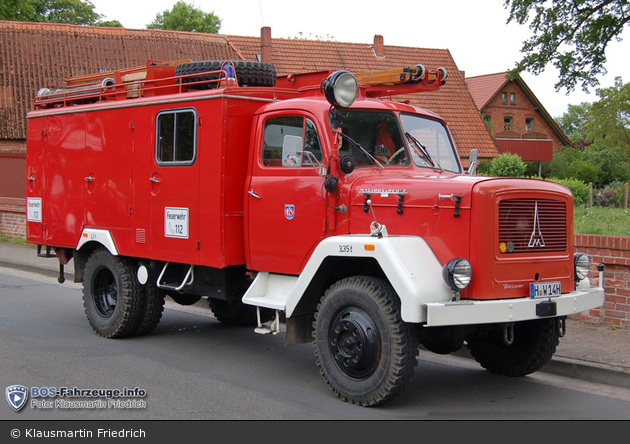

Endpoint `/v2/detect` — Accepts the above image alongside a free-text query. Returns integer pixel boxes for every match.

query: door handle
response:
[150,176,160,183]
[85,176,94,182]
[248,189,262,199]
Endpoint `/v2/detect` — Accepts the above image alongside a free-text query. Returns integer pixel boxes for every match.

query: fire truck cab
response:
[26,60,604,406]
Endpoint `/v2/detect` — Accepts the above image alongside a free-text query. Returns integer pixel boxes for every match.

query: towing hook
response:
[556,318,566,338]
[503,322,515,346]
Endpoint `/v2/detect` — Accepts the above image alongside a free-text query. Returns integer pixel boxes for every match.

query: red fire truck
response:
[26,59,604,406]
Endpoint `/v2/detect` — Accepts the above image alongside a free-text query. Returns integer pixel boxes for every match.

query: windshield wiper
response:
[405,132,443,173]
[339,133,384,170]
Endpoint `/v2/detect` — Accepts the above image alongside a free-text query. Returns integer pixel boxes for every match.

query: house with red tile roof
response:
[465,72,572,168]
[0,21,497,237]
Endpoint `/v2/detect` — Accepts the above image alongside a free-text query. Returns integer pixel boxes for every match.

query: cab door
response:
[149,107,200,264]
[246,114,327,275]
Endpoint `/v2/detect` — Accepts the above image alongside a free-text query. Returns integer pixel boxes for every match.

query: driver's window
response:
[262,116,322,167]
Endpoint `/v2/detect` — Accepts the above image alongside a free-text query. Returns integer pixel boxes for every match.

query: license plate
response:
[530,281,561,298]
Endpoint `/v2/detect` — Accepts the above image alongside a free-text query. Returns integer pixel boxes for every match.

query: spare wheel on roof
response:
[175,60,277,89]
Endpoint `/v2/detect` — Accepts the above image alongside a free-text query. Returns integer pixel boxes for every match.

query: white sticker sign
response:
[27,198,42,222]
[164,207,189,239]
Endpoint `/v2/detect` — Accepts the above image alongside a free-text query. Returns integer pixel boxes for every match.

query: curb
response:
[542,356,630,389]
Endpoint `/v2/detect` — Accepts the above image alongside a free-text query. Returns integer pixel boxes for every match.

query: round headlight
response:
[574,253,591,281]
[442,258,473,291]
[322,70,358,108]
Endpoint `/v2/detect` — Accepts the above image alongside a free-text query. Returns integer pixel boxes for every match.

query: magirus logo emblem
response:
[6,385,28,412]
[528,202,546,248]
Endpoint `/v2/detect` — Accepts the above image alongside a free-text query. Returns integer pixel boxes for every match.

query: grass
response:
[574,206,630,236]
[0,234,28,245]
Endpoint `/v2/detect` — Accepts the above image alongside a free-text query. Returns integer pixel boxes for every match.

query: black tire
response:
[313,276,419,406]
[208,298,273,326]
[82,248,143,338]
[167,291,202,306]
[466,319,559,377]
[132,280,165,336]
[175,60,277,90]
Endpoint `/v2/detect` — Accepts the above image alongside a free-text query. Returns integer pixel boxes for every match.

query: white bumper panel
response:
[424,287,604,327]
[284,235,452,322]
[76,228,119,256]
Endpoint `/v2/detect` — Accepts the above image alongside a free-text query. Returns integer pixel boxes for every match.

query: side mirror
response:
[467,149,477,175]
[282,135,303,167]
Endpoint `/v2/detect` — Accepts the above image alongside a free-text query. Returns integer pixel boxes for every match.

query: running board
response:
[241,272,297,311]
[156,262,194,292]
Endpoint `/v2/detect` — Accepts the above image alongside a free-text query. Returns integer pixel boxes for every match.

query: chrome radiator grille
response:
[498,198,567,253]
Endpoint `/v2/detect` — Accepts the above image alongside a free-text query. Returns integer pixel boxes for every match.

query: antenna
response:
[258,0,265,26]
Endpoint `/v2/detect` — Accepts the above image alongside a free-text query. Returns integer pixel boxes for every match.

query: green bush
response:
[490,152,526,177]
[477,160,493,176]
[546,177,589,206]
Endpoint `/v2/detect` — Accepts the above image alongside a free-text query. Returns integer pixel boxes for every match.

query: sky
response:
[89,0,630,118]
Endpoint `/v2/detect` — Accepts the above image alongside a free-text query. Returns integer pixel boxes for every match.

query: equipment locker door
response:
[149,107,200,264]
[246,115,327,275]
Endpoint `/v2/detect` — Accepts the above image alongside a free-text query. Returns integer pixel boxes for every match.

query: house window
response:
[156,108,196,165]
[526,118,534,130]
[502,92,507,104]
[504,116,513,131]
[510,93,516,105]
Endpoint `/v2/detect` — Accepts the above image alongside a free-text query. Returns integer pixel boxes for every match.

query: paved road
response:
[2,267,630,420]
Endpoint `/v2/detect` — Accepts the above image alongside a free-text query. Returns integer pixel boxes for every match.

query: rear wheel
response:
[466,319,559,377]
[132,280,165,336]
[82,248,142,338]
[208,299,273,326]
[313,276,418,406]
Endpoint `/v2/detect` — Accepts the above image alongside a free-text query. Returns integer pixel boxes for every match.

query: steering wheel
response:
[386,147,406,165]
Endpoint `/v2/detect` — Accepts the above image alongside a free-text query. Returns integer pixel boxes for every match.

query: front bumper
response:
[423,286,604,327]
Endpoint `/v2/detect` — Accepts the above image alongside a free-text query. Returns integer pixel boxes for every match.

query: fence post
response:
[624,182,628,209]
[588,182,593,208]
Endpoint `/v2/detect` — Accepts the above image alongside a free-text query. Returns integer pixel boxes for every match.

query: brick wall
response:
[0,198,26,238]
[0,139,26,154]
[574,234,630,327]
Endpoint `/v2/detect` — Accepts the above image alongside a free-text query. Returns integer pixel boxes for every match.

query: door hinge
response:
[129,121,134,130]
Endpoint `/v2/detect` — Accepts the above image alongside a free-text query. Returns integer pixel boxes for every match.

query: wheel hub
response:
[328,307,380,379]
[93,267,117,318]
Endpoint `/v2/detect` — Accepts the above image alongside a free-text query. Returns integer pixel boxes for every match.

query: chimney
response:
[373,34,385,58]
[261,26,272,64]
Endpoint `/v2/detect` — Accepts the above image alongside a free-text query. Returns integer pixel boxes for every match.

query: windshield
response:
[334,110,409,167]
[399,113,460,173]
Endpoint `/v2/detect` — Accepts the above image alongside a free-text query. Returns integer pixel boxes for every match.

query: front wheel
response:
[466,319,559,377]
[313,276,418,406]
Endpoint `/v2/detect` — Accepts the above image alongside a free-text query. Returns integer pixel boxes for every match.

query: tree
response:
[555,102,592,142]
[0,0,120,26]
[584,76,630,147]
[146,1,221,33]
[0,0,36,21]
[505,0,630,92]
